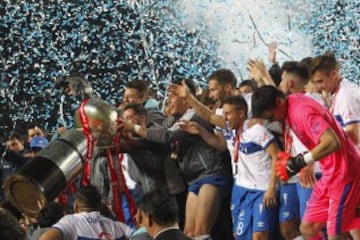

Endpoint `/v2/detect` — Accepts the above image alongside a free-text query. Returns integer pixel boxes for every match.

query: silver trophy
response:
[5,76,119,217]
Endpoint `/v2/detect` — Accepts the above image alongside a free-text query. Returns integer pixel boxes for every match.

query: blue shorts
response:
[279,183,299,223]
[296,173,322,219]
[231,185,277,240]
[188,174,228,196]
[122,193,135,228]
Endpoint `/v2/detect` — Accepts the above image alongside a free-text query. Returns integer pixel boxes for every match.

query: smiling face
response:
[208,80,226,105]
[311,70,339,93]
[208,79,234,106]
[223,103,246,130]
[167,92,189,117]
[122,88,144,106]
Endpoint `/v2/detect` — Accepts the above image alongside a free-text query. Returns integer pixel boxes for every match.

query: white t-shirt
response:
[122,154,138,190]
[306,92,327,108]
[214,107,224,133]
[241,92,253,118]
[331,79,360,147]
[224,128,237,175]
[235,121,276,191]
[214,107,237,175]
[53,211,134,240]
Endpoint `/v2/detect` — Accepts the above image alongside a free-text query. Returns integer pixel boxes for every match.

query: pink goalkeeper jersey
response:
[286,94,360,184]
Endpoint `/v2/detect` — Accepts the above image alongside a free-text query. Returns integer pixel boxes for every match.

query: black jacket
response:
[145,109,226,185]
[155,228,191,240]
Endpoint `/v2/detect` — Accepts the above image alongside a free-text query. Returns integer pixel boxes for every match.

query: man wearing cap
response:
[28,136,49,158]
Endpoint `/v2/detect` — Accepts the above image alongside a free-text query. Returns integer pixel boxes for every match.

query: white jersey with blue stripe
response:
[53,211,134,240]
[215,107,238,175]
[331,79,360,148]
[235,121,275,191]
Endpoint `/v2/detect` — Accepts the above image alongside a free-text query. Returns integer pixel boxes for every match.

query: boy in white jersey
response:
[40,185,134,240]
[222,96,279,240]
[311,53,360,148]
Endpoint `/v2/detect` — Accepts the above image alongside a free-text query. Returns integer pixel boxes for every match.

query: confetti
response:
[0,0,359,139]
[0,0,219,137]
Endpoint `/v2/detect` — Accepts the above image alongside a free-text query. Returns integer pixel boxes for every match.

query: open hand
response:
[168,80,191,98]
[263,188,277,208]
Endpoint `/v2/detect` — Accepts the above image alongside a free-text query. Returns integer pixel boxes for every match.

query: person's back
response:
[286,93,360,184]
[30,202,64,240]
[53,211,133,239]
[39,185,135,240]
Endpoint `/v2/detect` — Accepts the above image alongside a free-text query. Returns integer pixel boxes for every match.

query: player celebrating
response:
[251,85,360,240]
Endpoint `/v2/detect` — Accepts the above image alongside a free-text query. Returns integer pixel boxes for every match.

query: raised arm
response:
[247,59,277,87]
[118,120,177,144]
[168,81,226,128]
[179,120,227,151]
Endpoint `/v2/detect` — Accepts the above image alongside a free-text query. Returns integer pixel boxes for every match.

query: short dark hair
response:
[311,52,339,75]
[126,80,150,98]
[123,103,147,117]
[301,57,313,68]
[8,132,24,142]
[75,185,102,211]
[139,190,178,226]
[172,78,197,96]
[26,124,45,138]
[208,69,237,87]
[0,201,22,221]
[282,61,310,85]
[222,95,248,114]
[251,86,285,118]
[38,202,64,228]
[0,208,26,240]
[238,79,258,91]
[26,123,43,131]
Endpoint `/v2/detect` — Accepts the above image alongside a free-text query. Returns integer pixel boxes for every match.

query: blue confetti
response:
[0,0,359,139]
[0,0,219,137]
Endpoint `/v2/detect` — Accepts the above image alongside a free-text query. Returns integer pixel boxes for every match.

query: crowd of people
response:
[1,45,360,240]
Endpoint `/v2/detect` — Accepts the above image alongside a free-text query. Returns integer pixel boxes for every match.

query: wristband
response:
[133,124,141,134]
[303,152,314,164]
